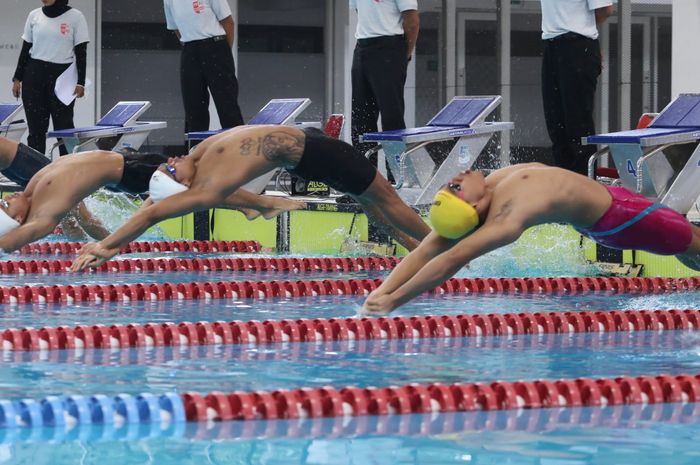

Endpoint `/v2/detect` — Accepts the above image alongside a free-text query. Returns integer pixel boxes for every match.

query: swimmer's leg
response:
[677,224,700,271]
[354,173,431,251]
[238,207,262,221]
[73,201,110,240]
[0,136,19,171]
[59,215,89,241]
[360,202,421,251]
[220,189,306,220]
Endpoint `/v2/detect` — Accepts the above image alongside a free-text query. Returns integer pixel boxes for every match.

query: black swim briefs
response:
[288,127,377,196]
[109,149,169,195]
[2,143,50,187]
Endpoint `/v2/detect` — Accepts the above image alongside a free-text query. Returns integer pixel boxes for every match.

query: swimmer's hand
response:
[361,291,396,316]
[71,242,119,271]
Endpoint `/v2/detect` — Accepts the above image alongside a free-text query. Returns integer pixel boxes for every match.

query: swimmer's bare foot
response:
[260,197,307,220]
[240,208,261,221]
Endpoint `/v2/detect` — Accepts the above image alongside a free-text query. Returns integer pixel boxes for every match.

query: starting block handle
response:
[588,147,610,179]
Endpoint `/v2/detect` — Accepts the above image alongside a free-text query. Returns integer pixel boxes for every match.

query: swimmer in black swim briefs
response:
[0,137,167,194]
[0,135,305,251]
[289,127,377,196]
[72,125,432,271]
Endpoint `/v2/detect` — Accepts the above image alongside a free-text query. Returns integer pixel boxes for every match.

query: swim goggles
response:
[164,164,177,179]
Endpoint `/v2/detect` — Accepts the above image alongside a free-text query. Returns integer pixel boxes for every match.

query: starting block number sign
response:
[626,159,637,177]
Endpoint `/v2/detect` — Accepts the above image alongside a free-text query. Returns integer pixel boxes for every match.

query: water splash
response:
[83,190,168,240]
[462,225,598,277]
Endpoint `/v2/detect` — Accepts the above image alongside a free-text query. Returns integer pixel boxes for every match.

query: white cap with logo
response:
[149,170,188,203]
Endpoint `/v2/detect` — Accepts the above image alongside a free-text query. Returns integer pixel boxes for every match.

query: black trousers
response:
[21,58,75,156]
[181,37,244,133]
[541,34,602,175]
[351,35,408,160]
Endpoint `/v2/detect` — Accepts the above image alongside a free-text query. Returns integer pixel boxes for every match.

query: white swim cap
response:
[149,170,188,203]
[0,204,20,236]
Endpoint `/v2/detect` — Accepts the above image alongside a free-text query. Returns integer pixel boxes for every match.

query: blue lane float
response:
[0,393,184,429]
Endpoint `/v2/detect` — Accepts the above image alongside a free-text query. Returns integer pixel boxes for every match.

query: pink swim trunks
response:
[576,186,693,255]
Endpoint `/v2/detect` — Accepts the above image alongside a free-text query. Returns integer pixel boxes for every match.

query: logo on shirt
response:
[60,23,70,35]
[192,0,205,14]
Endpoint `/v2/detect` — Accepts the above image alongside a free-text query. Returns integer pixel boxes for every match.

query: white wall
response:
[672,0,700,96]
[0,0,97,149]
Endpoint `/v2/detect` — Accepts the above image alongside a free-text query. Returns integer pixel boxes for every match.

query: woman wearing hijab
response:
[11,0,89,156]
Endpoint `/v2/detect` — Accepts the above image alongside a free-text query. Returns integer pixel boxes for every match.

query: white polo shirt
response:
[541,0,613,40]
[350,0,418,39]
[164,0,231,43]
[22,8,89,64]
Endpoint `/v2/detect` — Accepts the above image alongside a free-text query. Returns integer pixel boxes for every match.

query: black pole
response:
[193,210,210,240]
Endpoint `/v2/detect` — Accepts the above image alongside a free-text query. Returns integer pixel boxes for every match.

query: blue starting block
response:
[360,96,513,205]
[47,101,167,154]
[186,98,311,142]
[584,93,700,214]
[0,103,26,142]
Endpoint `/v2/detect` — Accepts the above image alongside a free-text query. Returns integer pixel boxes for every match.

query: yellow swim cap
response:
[429,190,479,239]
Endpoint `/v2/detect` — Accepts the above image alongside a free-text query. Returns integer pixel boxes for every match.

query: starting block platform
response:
[584,93,700,214]
[360,96,513,205]
[186,98,311,142]
[47,101,167,154]
[0,103,27,142]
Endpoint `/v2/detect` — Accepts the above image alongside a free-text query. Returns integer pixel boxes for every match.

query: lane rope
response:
[17,240,261,256]
[182,373,700,422]
[0,276,697,304]
[0,256,399,275]
[2,373,699,428]
[3,308,699,352]
[0,330,672,363]
[0,392,184,429]
[0,399,695,440]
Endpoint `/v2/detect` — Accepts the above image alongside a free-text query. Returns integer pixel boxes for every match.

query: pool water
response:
[0,331,699,401]
[0,248,698,464]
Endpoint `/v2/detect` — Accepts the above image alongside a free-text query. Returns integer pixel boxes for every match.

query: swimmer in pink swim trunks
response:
[362,163,700,314]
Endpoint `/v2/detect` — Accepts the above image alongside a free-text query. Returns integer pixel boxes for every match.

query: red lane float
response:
[3,308,699,352]
[0,276,697,304]
[183,372,700,421]
[17,240,261,256]
[0,256,400,275]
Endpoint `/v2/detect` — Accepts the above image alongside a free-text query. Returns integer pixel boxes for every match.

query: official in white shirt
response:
[540,0,613,175]
[164,0,244,134]
[11,0,89,156]
[350,0,419,163]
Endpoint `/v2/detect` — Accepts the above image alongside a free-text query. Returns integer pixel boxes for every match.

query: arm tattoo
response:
[492,199,513,222]
[261,132,304,163]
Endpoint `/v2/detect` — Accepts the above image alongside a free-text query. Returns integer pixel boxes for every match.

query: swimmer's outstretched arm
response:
[0,216,59,253]
[71,188,223,271]
[370,231,456,296]
[363,221,523,315]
